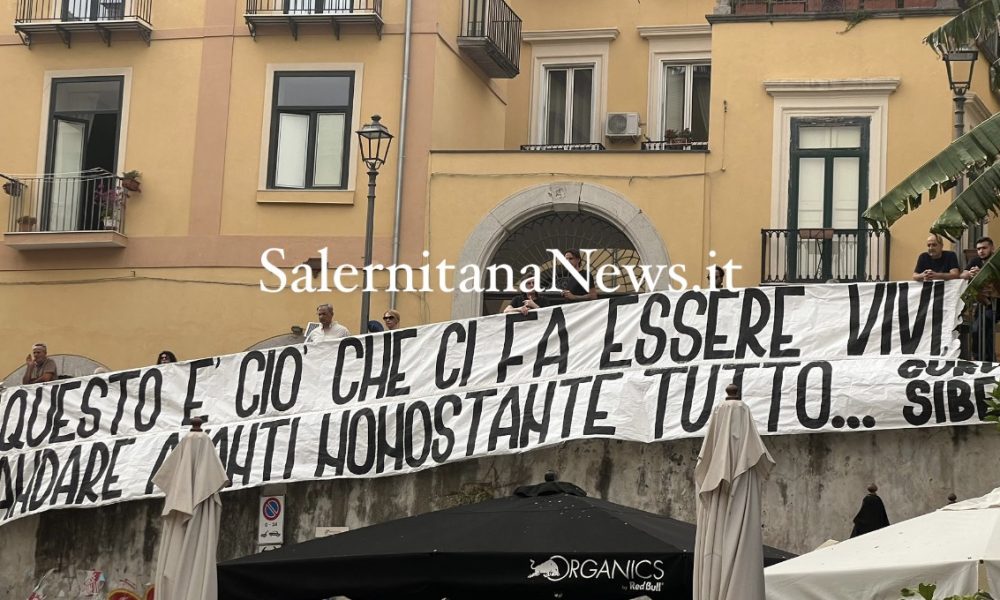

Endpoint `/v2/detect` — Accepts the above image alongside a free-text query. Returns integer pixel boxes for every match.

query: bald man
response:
[912,234,959,282]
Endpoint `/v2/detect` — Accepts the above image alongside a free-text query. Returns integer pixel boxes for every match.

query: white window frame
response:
[36,67,133,176]
[641,25,711,144]
[765,78,899,229]
[658,62,711,138]
[541,64,596,145]
[258,63,363,194]
[525,32,616,145]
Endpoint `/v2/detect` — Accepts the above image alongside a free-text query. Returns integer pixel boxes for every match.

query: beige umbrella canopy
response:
[153,419,229,600]
[693,384,775,600]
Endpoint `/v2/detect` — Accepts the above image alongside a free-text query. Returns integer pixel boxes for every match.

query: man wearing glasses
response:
[382,309,401,331]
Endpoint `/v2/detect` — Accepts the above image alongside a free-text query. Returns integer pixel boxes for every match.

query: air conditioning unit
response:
[605,112,641,139]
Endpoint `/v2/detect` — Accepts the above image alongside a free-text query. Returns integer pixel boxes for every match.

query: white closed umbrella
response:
[694,383,775,600]
[153,419,229,600]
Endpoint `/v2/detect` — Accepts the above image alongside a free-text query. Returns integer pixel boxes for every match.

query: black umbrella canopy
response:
[217,476,793,600]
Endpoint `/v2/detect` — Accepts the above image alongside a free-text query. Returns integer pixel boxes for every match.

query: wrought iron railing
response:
[642,140,710,151]
[729,0,938,14]
[461,0,522,72]
[245,0,381,15]
[760,228,890,284]
[2,169,127,235]
[520,143,606,151]
[16,0,152,23]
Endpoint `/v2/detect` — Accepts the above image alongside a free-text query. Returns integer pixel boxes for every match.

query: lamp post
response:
[942,48,978,190]
[356,114,393,334]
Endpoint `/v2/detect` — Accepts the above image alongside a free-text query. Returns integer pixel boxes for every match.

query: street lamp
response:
[356,114,393,334]
[943,48,978,142]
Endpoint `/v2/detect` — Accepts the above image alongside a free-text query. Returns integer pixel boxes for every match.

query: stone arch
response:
[451,182,670,319]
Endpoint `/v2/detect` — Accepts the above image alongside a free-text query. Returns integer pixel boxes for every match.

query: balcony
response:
[457,0,522,79]
[760,228,890,284]
[722,0,948,17]
[2,170,128,250]
[642,140,710,152]
[14,0,152,47]
[244,0,383,40]
[520,143,606,152]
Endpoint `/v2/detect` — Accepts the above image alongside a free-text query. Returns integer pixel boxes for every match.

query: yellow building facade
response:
[0,0,993,376]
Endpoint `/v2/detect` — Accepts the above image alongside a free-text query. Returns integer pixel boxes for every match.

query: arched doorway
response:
[452,182,670,319]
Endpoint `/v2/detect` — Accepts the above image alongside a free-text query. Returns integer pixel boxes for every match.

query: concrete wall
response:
[2,424,997,599]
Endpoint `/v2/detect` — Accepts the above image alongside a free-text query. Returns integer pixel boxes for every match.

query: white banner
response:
[0,281,989,524]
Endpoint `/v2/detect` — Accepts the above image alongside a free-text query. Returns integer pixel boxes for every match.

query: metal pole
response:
[360,167,378,333]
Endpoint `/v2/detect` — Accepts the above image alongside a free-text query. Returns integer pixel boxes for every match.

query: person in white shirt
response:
[306,303,350,343]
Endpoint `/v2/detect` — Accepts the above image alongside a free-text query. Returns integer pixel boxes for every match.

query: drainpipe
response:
[389,0,413,309]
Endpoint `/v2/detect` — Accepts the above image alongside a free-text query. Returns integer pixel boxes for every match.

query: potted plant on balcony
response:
[3,180,25,197]
[16,215,36,232]
[95,184,124,230]
[664,129,679,147]
[120,170,141,192]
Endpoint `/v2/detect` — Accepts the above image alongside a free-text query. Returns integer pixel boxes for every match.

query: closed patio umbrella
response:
[693,383,775,600]
[153,418,229,600]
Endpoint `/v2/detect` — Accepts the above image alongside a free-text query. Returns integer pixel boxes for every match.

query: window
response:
[267,72,354,190]
[661,63,710,141]
[44,76,123,231]
[543,66,594,145]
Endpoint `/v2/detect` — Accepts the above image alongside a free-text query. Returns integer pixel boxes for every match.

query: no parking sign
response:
[258,496,284,550]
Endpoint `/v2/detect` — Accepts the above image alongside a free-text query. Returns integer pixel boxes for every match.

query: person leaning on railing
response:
[912,234,960,282]
[961,236,998,362]
[22,343,56,384]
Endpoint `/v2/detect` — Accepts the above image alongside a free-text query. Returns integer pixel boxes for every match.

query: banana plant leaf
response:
[930,161,1000,241]
[863,112,1000,230]
[962,248,1000,304]
[924,0,1000,55]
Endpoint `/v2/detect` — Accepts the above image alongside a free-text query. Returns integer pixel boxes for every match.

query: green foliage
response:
[985,380,1000,431]
[901,582,994,600]
[925,0,1000,58]
[961,249,1000,304]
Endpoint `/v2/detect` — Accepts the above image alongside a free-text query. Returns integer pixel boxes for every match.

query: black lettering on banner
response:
[584,373,621,436]
[534,308,569,378]
[636,294,670,365]
[183,358,215,425]
[78,378,107,439]
[212,426,231,471]
[135,370,162,433]
[878,283,899,355]
[602,296,639,369]
[432,395,461,463]
[488,388,521,452]
[464,388,497,456]
[226,424,259,485]
[975,377,996,420]
[26,387,55,447]
[271,347,302,412]
[932,381,947,424]
[376,404,404,473]
[145,433,180,495]
[348,408,376,475]
[498,313,536,383]
[0,389,28,451]
[49,445,83,507]
[258,418,290,481]
[796,361,831,429]
[705,290,739,360]
[764,362,800,432]
[108,370,141,435]
[735,289,770,359]
[403,401,432,468]
[771,287,804,357]
[932,281,944,355]
[28,449,59,512]
[681,366,718,433]
[722,363,761,393]
[519,381,555,448]
[360,336,391,403]
[559,377,592,439]
[848,283,884,355]
[898,283,932,354]
[925,360,955,377]
[952,361,978,377]
[903,380,932,425]
[283,417,299,479]
[315,413,348,477]
[100,437,135,500]
[434,322,476,390]
[388,329,417,397]
[80,442,111,502]
[647,367,686,439]
[897,359,924,379]
[947,380,976,423]
[670,292,705,362]
[0,452,26,511]
[332,338,363,405]
[50,380,80,444]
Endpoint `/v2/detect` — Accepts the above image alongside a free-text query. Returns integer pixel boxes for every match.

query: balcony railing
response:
[14,0,152,46]
[761,228,890,284]
[520,143,606,152]
[642,140,710,152]
[728,0,939,15]
[457,0,522,79]
[3,169,127,236]
[244,0,383,39]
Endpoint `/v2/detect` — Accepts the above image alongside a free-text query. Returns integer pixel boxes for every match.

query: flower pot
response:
[121,179,141,192]
[18,222,34,232]
[102,217,118,230]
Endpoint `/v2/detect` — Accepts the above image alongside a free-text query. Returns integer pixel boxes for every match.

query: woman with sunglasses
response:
[382,309,401,331]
